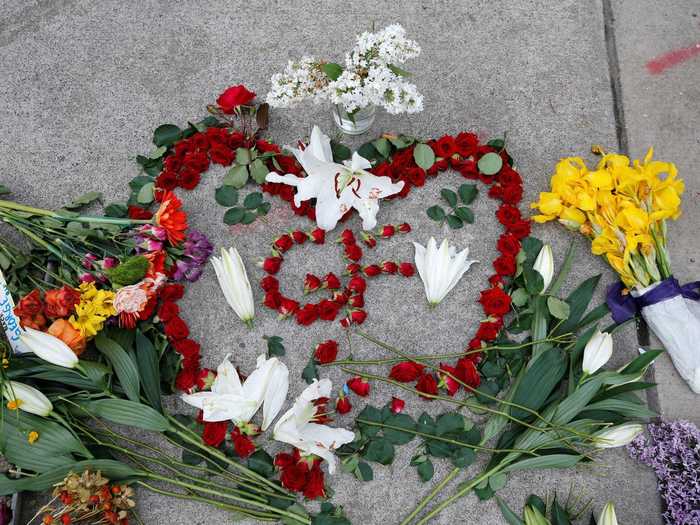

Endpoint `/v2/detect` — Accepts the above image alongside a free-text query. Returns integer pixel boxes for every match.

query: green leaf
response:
[256,202,272,216]
[454,207,474,223]
[224,164,249,188]
[244,192,264,209]
[382,414,415,445]
[441,189,458,207]
[153,124,182,147]
[215,186,239,206]
[451,448,475,468]
[436,413,464,435]
[241,211,256,224]
[416,458,434,482]
[331,141,352,162]
[64,191,102,210]
[223,207,246,225]
[236,148,252,165]
[0,460,138,495]
[250,158,269,184]
[511,288,529,307]
[620,349,664,377]
[458,184,478,204]
[363,438,394,465]
[388,135,415,149]
[387,63,412,77]
[426,205,446,222]
[446,215,464,229]
[526,494,547,515]
[149,145,167,159]
[247,450,275,477]
[547,296,571,320]
[511,348,567,421]
[497,497,525,525]
[477,152,503,175]
[413,143,435,170]
[302,358,318,384]
[551,497,572,525]
[355,461,373,481]
[584,398,655,419]
[357,143,380,164]
[322,62,343,80]
[104,203,128,218]
[81,398,170,432]
[489,472,508,491]
[281,504,310,525]
[181,449,204,466]
[503,454,583,473]
[0,185,9,195]
[555,275,601,335]
[137,182,155,205]
[94,332,140,402]
[372,137,391,158]
[266,335,285,357]
[134,331,162,412]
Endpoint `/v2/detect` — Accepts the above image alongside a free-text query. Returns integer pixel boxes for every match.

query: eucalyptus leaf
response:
[250,158,269,184]
[547,296,571,320]
[478,152,503,175]
[224,164,249,188]
[136,182,155,204]
[413,143,435,170]
[236,148,252,165]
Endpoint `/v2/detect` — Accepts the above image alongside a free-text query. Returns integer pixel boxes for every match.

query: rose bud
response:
[292,230,307,244]
[347,276,367,294]
[314,340,339,364]
[261,256,282,274]
[339,317,351,328]
[390,397,406,414]
[345,263,361,275]
[382,261,398,274]
[362,233,377,248]
[273,234,294,253]
[344,244,363,261]
[304,273,322,294]
[398,222,411,233]
[263,291,282,309]
[399,262,415,277]
[350,309,367,324]
[339,229,355,245]
[335,395,352,414]
[278,297,299,318]
[381,224,395,238]
[260,275,279,292]
[346,377,370,396]
[323,272,341,290]
[348,294,364,308]
[363,264,382,277]
[310,228,325,244]
[332,291,349,305]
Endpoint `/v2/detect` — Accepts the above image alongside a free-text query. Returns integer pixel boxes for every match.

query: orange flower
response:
[143,250,166,279]
[155,191,188,245]
[44,285,80,319]
[14,289,47,330]
[47,319,86,356]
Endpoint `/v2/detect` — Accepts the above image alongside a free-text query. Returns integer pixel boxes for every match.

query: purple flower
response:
[131,225,167,253]
[171,229,213,282]
[628,419,700,524]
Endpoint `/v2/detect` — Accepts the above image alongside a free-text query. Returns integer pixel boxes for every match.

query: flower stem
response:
[0,199,151,225]
[399,468,460,525]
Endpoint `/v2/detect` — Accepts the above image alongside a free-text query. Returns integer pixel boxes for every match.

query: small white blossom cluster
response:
[266,24,423,115]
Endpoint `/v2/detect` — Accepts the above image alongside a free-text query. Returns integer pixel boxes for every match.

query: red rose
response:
[493,254,516,276]
[155,170,178,190]
[335,395,352,414]
[260,275,279,293]
[227,131,245,150]
[190,133,210,151]
[500,184,523,205]
[434,135,456,158]
[274,234,294,253]
[303,463,326,500]
[344,244,363,261]
[44,286,80,319]
[390,397,406,414]
[183,151,210,172]
[263,291,282,310]
[416,373,438,398]
[488,274,504,288]
[381,225,395,238]
[262,257,282,274]
[175,367,197,392]
[332,291,349,305]
[310,228,325,244]
[163,154,184,171]
[475,321,501,341]
[279,462,308,493]
[314,340,339,364]
[202,421,228,447]
[499,167,523,187]
[128,205,153,220]
[323,273,341,290]
[479,287,512,316]
[295,304,319,326]
[438,364,460,396]
[160,283,185,302]
[292,230,307,244]
[256,139,280,154]
[350,309,367,324]
[216,84,256,113]
[508,219,531,239]
[231,428,256,458]
[347,276,367,294]
[389,361,425,382]
[399,263,415,277]
[274,451,296,470]
[14,289,47,330]
[496,204,521,227]
[347,377,370,396]
[157,301,180,322]
[496,233,521,257]
[382,261,398,274]
[345,263,361,275]
[317,299,340,321]
[398,222,411,233]
[164,317,190,340]
[458,159,478,179]
[363,264,382,277]
[455,132,479,157]
[405,167,426,187]
[304,274,322,293]
[209,144,235,166]
[205,127,228,144]
[339,230,355,245]
[173,338,201,360]
[279,297,299,317]
[362,234,377,248]
[348,294,364,308]
[456,358,481,389]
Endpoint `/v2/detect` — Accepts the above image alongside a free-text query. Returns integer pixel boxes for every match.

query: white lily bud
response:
[2,381,53,416]
[582,330,613,374]
[523,506,550,525]
[533,244,554,293]
[598,502,618,525]
[211,247,255,328]
[413,238,477,306]
[594,423,644,449]
[20,326,79,368]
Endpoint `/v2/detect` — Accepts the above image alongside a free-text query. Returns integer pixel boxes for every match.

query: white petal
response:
[212,354,243,396]
[309,125,334,163]
[353,198,380,230]
[261,361,289,431]
[354,173,404,200]
[348,152,372,171]
[298,423,355,474]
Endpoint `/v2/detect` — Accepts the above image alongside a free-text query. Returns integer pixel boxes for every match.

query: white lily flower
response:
[412,237,477,306]
[265,126,404,231]
[582,330,613,375]
[533,244,554,293]
[212,247,255,328]
[2,381,53,416]
[598,502,618,525]
[593,423,644,448]
[20,326,79,369]
[273,379,355,474]
[182,354,288,430]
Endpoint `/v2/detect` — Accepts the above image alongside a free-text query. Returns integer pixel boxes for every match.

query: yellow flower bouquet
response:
[532,148,700,393]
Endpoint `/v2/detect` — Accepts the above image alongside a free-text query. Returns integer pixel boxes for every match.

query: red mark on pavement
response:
[646,43,700,74]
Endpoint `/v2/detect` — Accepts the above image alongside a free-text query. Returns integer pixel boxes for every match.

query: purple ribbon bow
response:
[606,276,700,324]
